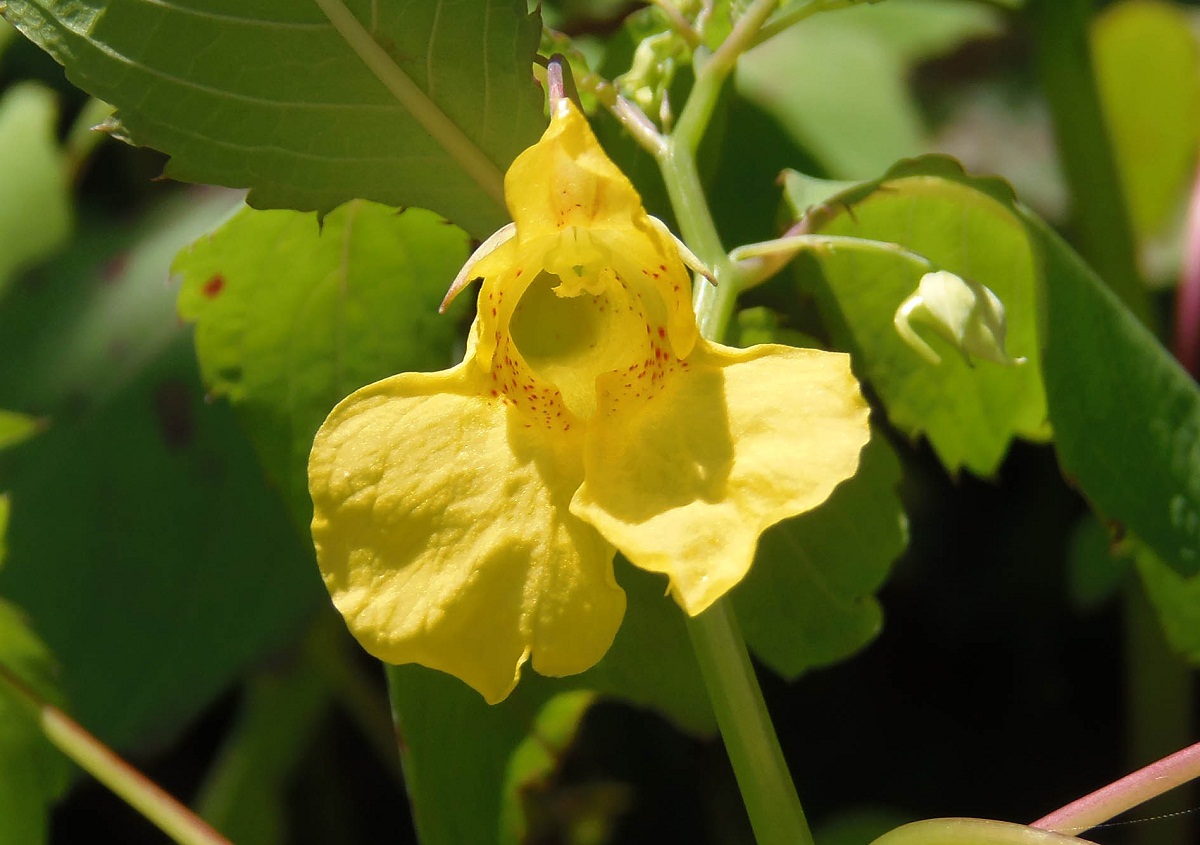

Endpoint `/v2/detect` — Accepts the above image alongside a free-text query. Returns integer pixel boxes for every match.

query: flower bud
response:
[894,270,1025,366]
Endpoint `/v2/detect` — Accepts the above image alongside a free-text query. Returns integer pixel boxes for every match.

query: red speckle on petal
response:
[203,274,225,298]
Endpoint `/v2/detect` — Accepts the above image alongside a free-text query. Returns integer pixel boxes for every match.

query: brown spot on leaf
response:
[203,274,225,298]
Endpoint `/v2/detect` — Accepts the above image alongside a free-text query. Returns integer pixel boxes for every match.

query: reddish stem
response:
[1031,740,1200,835]
[1172,163,1200,376]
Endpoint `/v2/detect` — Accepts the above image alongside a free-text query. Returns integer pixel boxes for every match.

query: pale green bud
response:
[894,270,1025,366]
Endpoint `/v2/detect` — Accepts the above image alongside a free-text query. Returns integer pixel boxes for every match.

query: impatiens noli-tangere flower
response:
[308,98,871,703]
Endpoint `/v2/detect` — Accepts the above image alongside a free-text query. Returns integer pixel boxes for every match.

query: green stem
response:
[655,4,814,842]
[731,233,936,289]
[1026,0,1152,327]
[660,138,740,338]
[753,0,861,47]
[686,602,815,845]
[672,0,779,155]
[0,663,232,845]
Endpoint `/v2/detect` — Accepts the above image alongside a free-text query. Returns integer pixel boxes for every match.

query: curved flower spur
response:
[308,83,871,704]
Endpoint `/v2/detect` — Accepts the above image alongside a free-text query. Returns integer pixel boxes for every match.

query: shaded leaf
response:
[195,634,332,845]
[0,600,70,845]
[0,82,70,298]
[573,560,713,736]
[1092,0,1200,237]
[1030,212,1200,578]
[788,159,1048,476]
[733,433,907,679]
[1065,514,1131,612]
[176,201,471,528]
[501,690,613,845]
[0,190,321,750]
[4,0,545,238]
[388,665,555,845]
[1136,546,1200,663]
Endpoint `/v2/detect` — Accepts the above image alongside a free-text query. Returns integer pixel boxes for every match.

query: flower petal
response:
[505,99,644,235]
[309,365,625,703]
[571,342,870,615]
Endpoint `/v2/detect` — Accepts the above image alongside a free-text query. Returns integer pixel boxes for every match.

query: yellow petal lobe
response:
[571,343,870,615]
[309,365,625,703]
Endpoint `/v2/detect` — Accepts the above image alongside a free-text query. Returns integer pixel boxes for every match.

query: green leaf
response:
[176,201,472,528]
[794,154,1200,579]
[0,82,71,298]
[0,600,70,845]
[737,0,1001,179]
[387,666,560,845]
[1136,547,1200,663]
[1066,514,1131,611]
[4,0,545,239]
[788,159,1049,475]
[733,433,907,679]
[0,411,41,452]
[195,634,332,845]
[0,190,322,750]
[1030,212,1200,578]
[1092,0,1200,238]
[574,561,713,735]
[500,690,605,845]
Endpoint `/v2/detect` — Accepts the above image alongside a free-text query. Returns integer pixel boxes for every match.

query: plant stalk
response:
[1032,738,1200,837]
[0,662,232,845]
[656,4,815,841]
[1025,0,1152,327]
[686,601,815,845]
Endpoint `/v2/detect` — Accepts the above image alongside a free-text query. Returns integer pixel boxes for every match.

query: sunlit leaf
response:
[0,82,70,298]
[0,600,69,845]
[176,201,471,527]
[795,154,1200,579]
[788,159,1048,476]
[3,0,545,238]
[1092,0,1200,237]
[501,690,613,845]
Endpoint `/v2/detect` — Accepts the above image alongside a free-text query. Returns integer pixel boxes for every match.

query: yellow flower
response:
[308,99,870,703]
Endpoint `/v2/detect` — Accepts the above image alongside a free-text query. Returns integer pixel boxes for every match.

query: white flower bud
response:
[894,270,1025,366]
